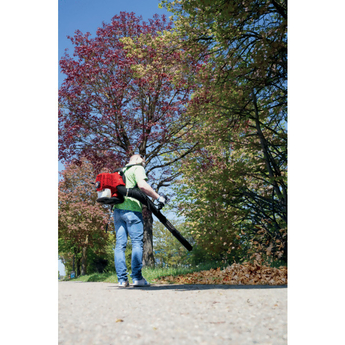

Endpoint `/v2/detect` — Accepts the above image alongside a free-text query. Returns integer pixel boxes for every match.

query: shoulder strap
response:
[124,163,144,170]
[114,164,143,188]
[113,163,143,174]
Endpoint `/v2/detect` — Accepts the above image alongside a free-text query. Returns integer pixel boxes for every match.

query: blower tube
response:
[116,185,193,252]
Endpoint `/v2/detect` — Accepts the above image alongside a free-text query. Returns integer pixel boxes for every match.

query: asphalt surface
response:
[59,281,287,345]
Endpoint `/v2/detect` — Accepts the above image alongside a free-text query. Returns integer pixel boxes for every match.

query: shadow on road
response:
[106,284,287,291]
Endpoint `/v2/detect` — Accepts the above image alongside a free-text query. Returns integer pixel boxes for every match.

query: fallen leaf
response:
[153,262,287,286]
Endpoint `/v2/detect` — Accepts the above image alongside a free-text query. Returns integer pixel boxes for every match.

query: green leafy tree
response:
[173,125,286,263]
[161,0,287,262]
[153,219,193,267]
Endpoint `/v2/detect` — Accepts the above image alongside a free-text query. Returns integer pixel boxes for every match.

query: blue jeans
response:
[114,209,144,283]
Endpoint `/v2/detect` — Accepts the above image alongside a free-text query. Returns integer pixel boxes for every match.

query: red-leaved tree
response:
[59,12,202,265]
[58,158,110,275]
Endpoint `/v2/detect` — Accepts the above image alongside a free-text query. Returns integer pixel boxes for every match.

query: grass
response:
[63,259,287,283]
[63,262,226,283]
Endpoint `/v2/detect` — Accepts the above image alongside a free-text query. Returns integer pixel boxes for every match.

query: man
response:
[113,154,167,287]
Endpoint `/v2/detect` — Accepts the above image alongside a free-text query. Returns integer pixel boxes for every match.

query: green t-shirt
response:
[114,164,148,213]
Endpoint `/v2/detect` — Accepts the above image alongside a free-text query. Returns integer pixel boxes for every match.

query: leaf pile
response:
[153,262,287,285]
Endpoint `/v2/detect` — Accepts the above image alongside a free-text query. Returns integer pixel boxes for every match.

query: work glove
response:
[156,194,168,210]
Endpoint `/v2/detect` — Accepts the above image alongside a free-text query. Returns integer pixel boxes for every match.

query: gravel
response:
[59,281,287,345]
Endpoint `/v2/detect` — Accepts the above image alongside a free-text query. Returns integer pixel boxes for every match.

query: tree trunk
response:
[81,246,87,275]
[76,257,81,277]
[81,235,88,275]
[74,248,80,277]
[142,205,155,267]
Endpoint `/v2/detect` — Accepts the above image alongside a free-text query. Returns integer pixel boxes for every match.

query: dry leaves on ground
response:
[153,262,287,285]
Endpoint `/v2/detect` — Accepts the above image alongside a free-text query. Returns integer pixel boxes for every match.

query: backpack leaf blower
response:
[95,170,193,252]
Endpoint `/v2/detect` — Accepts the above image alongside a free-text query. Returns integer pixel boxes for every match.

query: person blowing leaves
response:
[113,154,167,287]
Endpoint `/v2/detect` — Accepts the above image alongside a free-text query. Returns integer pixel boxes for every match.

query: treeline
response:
[162,0,287,265]
[58,1,287,276]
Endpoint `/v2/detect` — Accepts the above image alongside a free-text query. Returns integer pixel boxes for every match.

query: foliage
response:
[59,11,206,266]
[153,219,192,267]
[59,12,202,190]
[173,124,287,262]
[161,0,287,262]
[160,0,287,88]
[58,157,110,275]
[153,217,241,266]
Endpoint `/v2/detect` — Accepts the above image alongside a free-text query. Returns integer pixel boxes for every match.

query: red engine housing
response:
[95,172,125,197]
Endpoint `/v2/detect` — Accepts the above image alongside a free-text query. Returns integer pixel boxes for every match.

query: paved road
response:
[59,282,287,345]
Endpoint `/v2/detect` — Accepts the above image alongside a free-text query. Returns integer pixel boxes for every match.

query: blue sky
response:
[59,0,169,88]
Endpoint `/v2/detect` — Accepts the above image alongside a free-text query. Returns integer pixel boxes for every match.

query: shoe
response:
[133,278,150,287]
[118,280,129,287]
